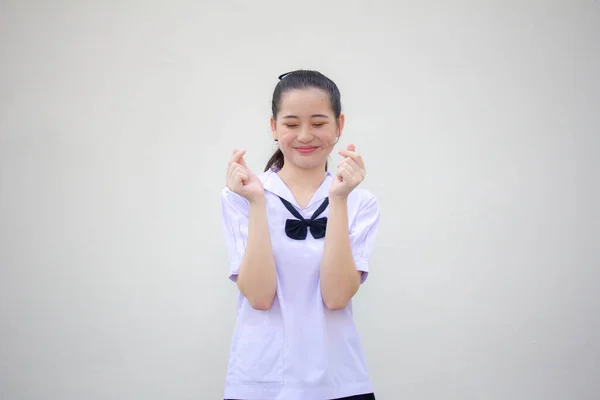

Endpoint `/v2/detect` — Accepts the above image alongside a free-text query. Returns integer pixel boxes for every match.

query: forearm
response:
[237,197,277,310]
[320,196,361,310]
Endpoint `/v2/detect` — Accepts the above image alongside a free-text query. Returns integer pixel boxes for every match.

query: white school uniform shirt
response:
[220,168,380,400]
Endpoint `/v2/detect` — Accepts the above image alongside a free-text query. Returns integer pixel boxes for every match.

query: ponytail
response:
[264,148,285,172]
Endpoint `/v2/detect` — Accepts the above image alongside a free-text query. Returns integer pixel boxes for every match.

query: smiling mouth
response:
[295,147,318,154]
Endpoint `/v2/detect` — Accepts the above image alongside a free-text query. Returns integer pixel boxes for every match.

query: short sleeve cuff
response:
[355,259,369,284]
[229,262,242,282]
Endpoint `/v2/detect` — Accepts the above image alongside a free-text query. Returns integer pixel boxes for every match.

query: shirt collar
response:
[260,168,332,210]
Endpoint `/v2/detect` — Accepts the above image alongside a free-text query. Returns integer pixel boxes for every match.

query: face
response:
[270,88,344,171]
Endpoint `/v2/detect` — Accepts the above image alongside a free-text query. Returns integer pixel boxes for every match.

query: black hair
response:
[264,70,342,172]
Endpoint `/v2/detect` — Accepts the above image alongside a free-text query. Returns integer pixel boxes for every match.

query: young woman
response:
[221,70,380,400]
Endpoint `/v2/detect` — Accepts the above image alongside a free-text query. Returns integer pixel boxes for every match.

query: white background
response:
[1,1,599,399]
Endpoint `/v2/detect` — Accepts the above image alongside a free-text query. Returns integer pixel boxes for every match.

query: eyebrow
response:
[282,114,330,119]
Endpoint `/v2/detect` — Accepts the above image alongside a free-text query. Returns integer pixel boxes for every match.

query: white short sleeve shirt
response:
[220,169,381,400]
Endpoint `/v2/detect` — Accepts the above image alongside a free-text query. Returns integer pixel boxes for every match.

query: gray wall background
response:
[1,1,598,399]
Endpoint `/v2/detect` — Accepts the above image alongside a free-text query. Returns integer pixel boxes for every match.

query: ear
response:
[337,113,345,139]
[270,116,277,141]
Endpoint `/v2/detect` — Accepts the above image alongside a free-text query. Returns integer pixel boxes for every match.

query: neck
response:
[277,163,327,191]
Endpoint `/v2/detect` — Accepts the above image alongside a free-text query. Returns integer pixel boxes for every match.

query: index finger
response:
[229,149,246,164]
[338,148,364,168]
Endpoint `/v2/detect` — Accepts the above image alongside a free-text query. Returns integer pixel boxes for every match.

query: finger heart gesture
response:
[226,149,265,203]
[329,144,366,198]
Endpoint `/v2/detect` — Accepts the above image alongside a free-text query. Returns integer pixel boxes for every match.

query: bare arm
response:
[236,196,277,310]
[319,195,362,310]
[225,149,277,311]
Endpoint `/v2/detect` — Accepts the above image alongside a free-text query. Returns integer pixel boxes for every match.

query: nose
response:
[297,127,313,143]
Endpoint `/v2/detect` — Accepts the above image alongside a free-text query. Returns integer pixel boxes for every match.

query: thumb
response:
[346,143,356,152]
[238,156,255,177]
[238,154,248,168]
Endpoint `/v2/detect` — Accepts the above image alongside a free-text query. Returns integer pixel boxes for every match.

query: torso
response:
[223,169,375,400]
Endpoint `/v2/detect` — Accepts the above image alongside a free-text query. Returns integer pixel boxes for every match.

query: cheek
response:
[277,133,295,148]
[316,127,338,145]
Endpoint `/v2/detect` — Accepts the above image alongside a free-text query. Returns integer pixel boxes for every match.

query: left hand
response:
[329,144,366,198]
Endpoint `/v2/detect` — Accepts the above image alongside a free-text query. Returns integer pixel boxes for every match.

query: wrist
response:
[328,194,348,207]
[248,193,266,206]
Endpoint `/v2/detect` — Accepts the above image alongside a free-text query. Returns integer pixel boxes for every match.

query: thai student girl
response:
[221,70,380,400]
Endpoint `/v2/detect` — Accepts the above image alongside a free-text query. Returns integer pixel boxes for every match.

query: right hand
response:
[226,149,265,203]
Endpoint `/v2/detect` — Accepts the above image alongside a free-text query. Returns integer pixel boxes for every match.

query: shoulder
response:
[220,187,249,217]
[348,187,380,234]
[256,169,275,184]
[349,187,379,212]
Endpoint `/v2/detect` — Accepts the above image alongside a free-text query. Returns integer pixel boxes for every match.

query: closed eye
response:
[285,124,299,128]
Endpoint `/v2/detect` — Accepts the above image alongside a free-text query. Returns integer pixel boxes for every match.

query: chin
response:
[293,157,327,170]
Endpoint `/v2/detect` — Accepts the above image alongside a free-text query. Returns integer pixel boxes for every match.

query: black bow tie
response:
[278,196,329,240]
